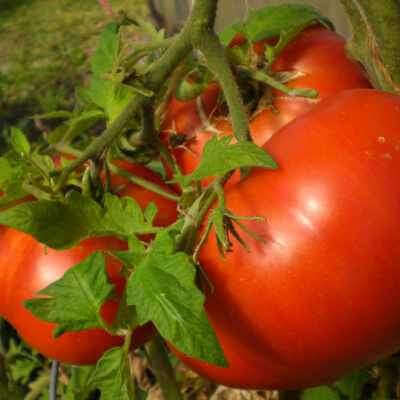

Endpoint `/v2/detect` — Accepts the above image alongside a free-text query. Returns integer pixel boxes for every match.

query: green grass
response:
[0,0,148,133]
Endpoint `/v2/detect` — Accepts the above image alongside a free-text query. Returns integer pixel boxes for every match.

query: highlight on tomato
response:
[172,89,400,388]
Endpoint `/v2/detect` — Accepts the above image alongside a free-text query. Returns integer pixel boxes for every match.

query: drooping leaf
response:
[126,231,227,367]
[183,136,277,184]
[219,4,332,45]
[0,191,158,249]
[25,252,115,336]
[89,348,134,400]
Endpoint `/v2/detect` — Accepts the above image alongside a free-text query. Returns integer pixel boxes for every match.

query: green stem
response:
[340,0,400,93]
[240,67,318,99]
[56,0,221,191]
[196,32,251,143]
[108,162,180,202]
[145,335,182,400]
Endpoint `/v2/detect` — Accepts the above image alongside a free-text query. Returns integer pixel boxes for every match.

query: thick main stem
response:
[340,0,400,94]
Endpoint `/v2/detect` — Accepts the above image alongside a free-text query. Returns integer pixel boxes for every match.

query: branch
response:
[340,0,400,94]
[55,0,219,190]
[196,32,251,143]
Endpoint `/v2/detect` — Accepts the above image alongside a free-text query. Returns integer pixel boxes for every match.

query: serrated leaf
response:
[25,252,114,336]
[219,4,333,60]
[333,368,370,400]
[126,231,227,366]
[301,386,341,400]
[10,127,30,156]
[89,347,133,400]
[244,4,332,42]
[184,136,277,184]
[0,192,158,249]
[85,78,135,122]
[91,22,120,76]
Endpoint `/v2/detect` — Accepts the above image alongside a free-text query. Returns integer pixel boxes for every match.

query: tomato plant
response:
[0,162,177,365]
[167,26,371,186]
[0,232,133,365]
[172,89,400,388]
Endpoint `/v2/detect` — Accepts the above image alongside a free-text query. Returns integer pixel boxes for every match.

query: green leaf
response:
[89,347,134,400]
[243,4,332,42]
[65,366,96,400]
[219,4,333,62]
[0,157,14,186]
[333,368,370,400]
[85,78,135,122]
[219,21,244,46]
[0,192,158,249]
[0,155,28,205]
[184,136,277,184]
[25,252,115,336]
[126,231,227,366]
[113,236,147,270]
[10,127,30,156]
[301,386,341,400]
[63,110,105,143]
[91,22,120,76]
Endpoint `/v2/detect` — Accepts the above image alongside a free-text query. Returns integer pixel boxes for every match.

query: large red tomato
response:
[169,26,371,186]
[0,162,177,365]
[172,90,400,389]
[0,233,153,365]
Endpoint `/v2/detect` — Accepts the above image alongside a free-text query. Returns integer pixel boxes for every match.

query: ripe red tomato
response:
[172,90,400,389]
[250,25,371,145]
[0,232,152,365]
[169,26,371,186]
[0,162,177,365]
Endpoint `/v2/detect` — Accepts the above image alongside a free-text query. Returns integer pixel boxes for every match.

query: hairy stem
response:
[197,33,251,143]
[146,335,182,400]
[340,0,400,93]
[108,162,180,202]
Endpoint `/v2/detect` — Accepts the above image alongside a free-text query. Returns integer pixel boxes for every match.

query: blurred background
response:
[151,0,349,36]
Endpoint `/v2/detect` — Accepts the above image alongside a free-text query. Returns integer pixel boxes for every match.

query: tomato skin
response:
[0,231,154,365]
[172,90,400,389]
[0,162,176,365]
[250,26,371,145]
